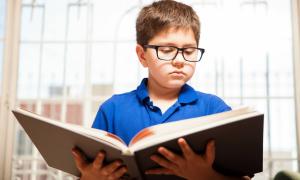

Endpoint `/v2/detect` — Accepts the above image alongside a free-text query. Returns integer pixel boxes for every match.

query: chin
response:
[165,79,187,89]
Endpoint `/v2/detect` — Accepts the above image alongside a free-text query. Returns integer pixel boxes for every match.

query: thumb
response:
[204,140,215,165]
[72,148,87,172]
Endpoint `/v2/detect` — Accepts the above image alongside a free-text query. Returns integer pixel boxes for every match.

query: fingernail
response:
[178,138,185,144]
[116,161,122,166]
[71,150,78,157]
[150,155,154,160]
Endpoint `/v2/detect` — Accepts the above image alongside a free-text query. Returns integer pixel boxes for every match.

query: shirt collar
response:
[178,83,199,104]
[136,78,150,103]
[136,78,198,104]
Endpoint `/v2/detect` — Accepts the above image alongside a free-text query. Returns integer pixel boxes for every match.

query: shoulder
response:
[194,91,232,113]
[99,90,139,110]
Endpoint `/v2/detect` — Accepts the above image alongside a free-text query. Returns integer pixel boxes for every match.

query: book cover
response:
[12,107,264,180]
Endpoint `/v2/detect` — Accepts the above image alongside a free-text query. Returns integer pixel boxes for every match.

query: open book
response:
[12,107,264,180]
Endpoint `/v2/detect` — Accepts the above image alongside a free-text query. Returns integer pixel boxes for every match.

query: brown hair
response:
[136,0,200,46]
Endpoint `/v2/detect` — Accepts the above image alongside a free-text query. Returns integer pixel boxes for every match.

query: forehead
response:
[149,27,197,46]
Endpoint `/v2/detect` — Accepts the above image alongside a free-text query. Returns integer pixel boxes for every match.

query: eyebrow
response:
[156,43,197,47]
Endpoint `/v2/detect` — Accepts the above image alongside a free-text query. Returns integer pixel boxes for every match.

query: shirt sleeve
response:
[91,106,108,131]
[209,95,232,114]
[91,98,115,132]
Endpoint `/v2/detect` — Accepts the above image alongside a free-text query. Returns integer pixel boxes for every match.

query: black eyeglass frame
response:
[143,44,205,62]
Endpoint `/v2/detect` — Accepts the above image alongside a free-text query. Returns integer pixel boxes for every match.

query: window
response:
[8,0,297,179]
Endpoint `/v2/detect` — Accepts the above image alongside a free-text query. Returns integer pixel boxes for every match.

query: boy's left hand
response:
[145,138,220,180]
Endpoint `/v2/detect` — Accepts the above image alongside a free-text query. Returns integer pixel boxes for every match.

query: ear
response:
[136,44,148,68]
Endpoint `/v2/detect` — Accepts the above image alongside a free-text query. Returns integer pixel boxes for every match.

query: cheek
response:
[186,63,196,74]
[150,63,169,75]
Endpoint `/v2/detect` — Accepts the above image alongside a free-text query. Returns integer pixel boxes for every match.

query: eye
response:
[158,47,176,53]
[184,48,197,55]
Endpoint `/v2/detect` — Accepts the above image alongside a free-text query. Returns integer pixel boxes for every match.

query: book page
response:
[69,125,128,150]
[14,108,128,151]
[129,106,259,151]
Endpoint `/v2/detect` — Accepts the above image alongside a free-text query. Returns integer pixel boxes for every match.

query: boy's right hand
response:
[72,148,127,180]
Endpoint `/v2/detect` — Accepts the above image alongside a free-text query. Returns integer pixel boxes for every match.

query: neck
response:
[147,78,181,102]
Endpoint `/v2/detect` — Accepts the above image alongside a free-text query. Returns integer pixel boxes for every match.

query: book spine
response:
[122,154,143,180]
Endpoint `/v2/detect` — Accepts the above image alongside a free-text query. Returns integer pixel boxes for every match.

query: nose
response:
[172,51,185,68]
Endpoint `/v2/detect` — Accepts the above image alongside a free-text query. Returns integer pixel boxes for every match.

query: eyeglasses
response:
[143,45,205,62]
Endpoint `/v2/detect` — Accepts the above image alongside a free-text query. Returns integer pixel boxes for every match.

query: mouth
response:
[170,71,185,75]
[169,71,186,78]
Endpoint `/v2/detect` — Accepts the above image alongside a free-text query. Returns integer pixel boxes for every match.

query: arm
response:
[71,148,127,180]
[146,138,251,180]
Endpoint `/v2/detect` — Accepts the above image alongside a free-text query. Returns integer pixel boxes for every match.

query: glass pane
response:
[92,100,101,117]
[270,99,297,159]
[43,0,69,41]
[116,8,138,41]
[20,5,44,41]
[91,0,139,41]
[41,101,61,120]
[66,43,86,97]
[0,0,5,39]
[242,54,267,97]
[91,43,114,85]
[18,44,41,99]
[224,98,242,108]
[67,4,88,41]
[192,2,220,52]
[66,101,83,125]
[40,44,64,99]
[22,0,46,3]
[91,43,114,101]
[269,51,294,97]
[224,58,242,98]
[113,42,142,93]
[191,56,217,94]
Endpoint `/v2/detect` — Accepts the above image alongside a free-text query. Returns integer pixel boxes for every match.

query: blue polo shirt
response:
[92,78,231,145]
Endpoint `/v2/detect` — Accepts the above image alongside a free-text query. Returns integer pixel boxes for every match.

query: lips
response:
[170,71,185,75]
[169,71,186,78]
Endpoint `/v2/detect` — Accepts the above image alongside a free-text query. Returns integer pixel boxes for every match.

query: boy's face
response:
[136,27,197,90]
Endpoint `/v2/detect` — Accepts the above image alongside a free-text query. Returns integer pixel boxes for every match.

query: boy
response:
[72,0,251,179]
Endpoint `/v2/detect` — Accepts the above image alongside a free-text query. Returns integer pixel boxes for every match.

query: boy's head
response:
[136,0,200,46]
[135,0,203,90]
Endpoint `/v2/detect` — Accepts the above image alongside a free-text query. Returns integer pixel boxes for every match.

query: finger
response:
[204,140,215,165]
[101,160,123,176]
[157,147,182,165]
[243,176,251,180]
[150,154,177,170]
[92,151,105,169]
[145,168,174,175]
[71,148,87,172]
[108,166,128,179]
[178,138,196,160]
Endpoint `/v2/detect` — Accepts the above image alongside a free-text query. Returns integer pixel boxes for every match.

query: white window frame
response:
[292,0,300,170]
[0,0,21,179]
